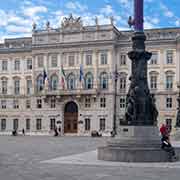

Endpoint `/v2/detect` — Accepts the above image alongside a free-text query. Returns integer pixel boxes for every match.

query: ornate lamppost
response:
[176,83,180,127]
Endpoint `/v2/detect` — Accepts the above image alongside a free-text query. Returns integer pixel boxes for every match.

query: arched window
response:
[50,74,58,91]
[85,72,93,89]
[100,72,108,89]
[36,74,43,92]
[67,73,76,90]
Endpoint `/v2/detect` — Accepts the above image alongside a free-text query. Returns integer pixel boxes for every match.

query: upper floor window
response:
[36,75,43,92]
[85,97,91,108]
[120,54,126,65]
[67,73,76,90]
[37,55,44,68]
[1,78,8,94]
[51,54,58,67]
[1,100,6,109]
[150,74,157,89]
[26,99,31,109]
[166,73,173,90]
[100,97,106,108]
[150,52,158,65]
[37,99,42,108]
[27,58,32,70]
[26,79,32,95]
[120,97,126,109]
[166,50,173,64]
[100,72,108,89]
[119,76,126,92]
[86,54,92,65]
[50,98,56,108]
[50,75,58,91]
[68,55,75,66]
[2,60,8,71]
[14,59,20,71]
[166,97,172,108]
[85,72,93,89]
[13,99,19,109]
[100,52,107,65]
[14,79,20,95]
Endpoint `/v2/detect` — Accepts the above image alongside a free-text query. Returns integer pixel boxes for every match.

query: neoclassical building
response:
[0,15,180,136]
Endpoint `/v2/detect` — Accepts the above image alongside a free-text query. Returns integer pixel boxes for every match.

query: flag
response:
[79,64,84,82]
[60,65,66,89]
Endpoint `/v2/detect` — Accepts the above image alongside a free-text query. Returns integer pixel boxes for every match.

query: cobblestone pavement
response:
[0,135,180,180]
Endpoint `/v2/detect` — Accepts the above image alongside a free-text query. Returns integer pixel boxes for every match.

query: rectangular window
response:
[99,118,105,131]
[1,100,6,109]
[14,79,20,95]
[166,75,173,89]
[85,97,91,108]
[166,97,172,108]
[36,119,42,130]
[120,97,126,109]
[86,54,92,65]
[68,55,75,66]
[2,60,8,71]
[50,98,56,108]
[120,77,126,92]
[51,55,58,67]
[2,79,7,94]
[120,54,126,65]
[37,55,44,68]
[26,119,30,130]
[26,99,31,109]
[13,119,18,130]
[27,58,32,70]
[100,97,106,108]
[100,52,107,65]
[14,59,20,71]
[37,99,42,108]
[166,50,173,64]
[50,118,56,130]
[85,118,91,131]
[13,99,19,109]
[27,79,32,95]
[150,75,157,89]
[150,52,158,64]
[1,119,6,130]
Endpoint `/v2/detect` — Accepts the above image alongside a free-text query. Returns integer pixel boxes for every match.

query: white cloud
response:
[100,5,114,15]
[65,1,88,12]
[175,20,180,26]
[6,25,31,33]
[0,10,8,26]
[22,5,48,17]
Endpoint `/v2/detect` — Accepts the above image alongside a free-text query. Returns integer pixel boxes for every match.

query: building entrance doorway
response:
[64,101,78,133]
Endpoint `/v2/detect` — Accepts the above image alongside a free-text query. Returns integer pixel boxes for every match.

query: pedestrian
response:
[22,128,25,136]
[58,126,61,136]
[161,135,177,161]
[54,126,58,137]
[160,123,168,138]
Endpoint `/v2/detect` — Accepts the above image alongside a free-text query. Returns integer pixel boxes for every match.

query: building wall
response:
[0,17,180,136]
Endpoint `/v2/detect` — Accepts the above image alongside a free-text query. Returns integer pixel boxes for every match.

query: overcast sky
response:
[0,0,179,42]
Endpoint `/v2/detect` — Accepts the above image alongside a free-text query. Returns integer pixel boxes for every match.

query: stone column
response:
[93,49,98,89]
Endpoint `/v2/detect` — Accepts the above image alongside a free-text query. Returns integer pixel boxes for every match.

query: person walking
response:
[22,128,25,136]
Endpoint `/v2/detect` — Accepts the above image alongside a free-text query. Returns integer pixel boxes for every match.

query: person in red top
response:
[160,123,168,138]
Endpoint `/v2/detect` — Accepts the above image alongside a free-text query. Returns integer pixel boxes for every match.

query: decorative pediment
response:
[61,14,83,31]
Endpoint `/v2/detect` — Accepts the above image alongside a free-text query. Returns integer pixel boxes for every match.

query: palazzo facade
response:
[0,15,180,136]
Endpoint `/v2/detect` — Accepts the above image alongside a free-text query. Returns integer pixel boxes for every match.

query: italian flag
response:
[60,65,66,89]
